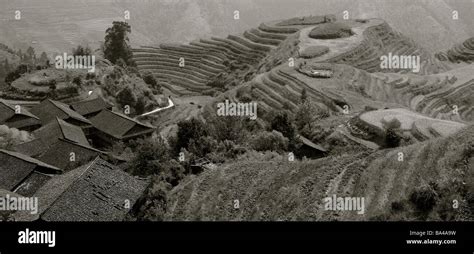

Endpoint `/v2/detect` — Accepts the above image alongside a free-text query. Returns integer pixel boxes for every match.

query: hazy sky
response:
[0,0,472,53]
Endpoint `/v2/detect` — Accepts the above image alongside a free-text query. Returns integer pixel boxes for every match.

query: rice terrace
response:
[0,0,473,227]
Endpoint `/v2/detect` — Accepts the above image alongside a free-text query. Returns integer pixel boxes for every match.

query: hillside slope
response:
[164,125,473,221]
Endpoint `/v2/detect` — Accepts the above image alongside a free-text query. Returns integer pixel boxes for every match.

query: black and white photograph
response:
[0,0,473,251]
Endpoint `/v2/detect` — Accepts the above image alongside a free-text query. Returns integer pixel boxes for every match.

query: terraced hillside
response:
[164,125,473,221]
[298,19,449,75]
[132,18,306,96]
[349,108,466,145]
[242,62,474,124]
[134,14,474,221]
[436,37,474,64]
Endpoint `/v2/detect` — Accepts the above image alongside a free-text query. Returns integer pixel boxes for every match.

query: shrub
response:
[270,111,296,140]
[5,64,28,85]
[128,136,172,177]
[173,118,209,155]
[143,72,158,88]
[385,128,402,148]
[383,118,403,148]
[72,45,92,56]
[188,135,218,158]
[295,101,328,136]
[409,185,438,213]
[72,76,82,86]
[391,201,405,212]
[309,22,354,39]
[250,131,289,152]
[133,178,171,221]
[117,86,137,108]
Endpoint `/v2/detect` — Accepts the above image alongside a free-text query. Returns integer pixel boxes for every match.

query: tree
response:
[103,21,135,66]
[49,79,57,91]
[270,111,296,140]
[301,87,308,102]
[72,76,82,86]
[4,64,28,85]
[295,101,328,136]
[143,72,158,88]
[173,118,209,154]
[38,52,49,66]
[250,131,289,152]
[3,59,11,73]
[26,46,35,62]
[117,86,137,108]
[383,118,402,148]
[129,137,171,176]
[72,45,92,56]
[135,97,146,115]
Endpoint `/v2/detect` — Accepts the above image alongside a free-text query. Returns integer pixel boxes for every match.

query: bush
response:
[143,72,158,88]
[250,131,289,152]
[5,64,28,85]
[391,201,405,212]
[128,136,179,178]
[117,86,137,108]
[72,76,82,86]
[72,45,92,56]
[133,178,171,221]
[173,118,209,155]
[383,118,402,148]
[270,111,296,140]
[309,22,354,39]
[409,185,438,213]
[295,101,328,136]
[385,128,402,148]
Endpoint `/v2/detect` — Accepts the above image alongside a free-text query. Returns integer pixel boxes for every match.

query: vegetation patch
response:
[309,22,354,40]
[300,46,329,59]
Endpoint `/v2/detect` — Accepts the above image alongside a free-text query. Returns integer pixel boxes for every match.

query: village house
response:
[0,100,41,131]
[12,157,148,222]
[13,118,103,171]
[89,109,156,147]
[0,149,61,196]
[30,99,93,135]
[69,97,114,119]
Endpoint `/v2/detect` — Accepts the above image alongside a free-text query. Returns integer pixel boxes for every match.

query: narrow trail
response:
[138,97,175,117]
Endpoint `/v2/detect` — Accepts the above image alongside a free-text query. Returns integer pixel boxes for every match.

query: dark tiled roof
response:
[13,139,48,157]
[40,157,148,221]
[90,110,155,139]
[0,100,39,120]
[38,139,103,171]
[30,99,91,126]
[33,117,90,147]
[0,149,61,191]
[14,172,51,197]
[13,138,103,171]
[69,97,113,117]
[0,100,41,130]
